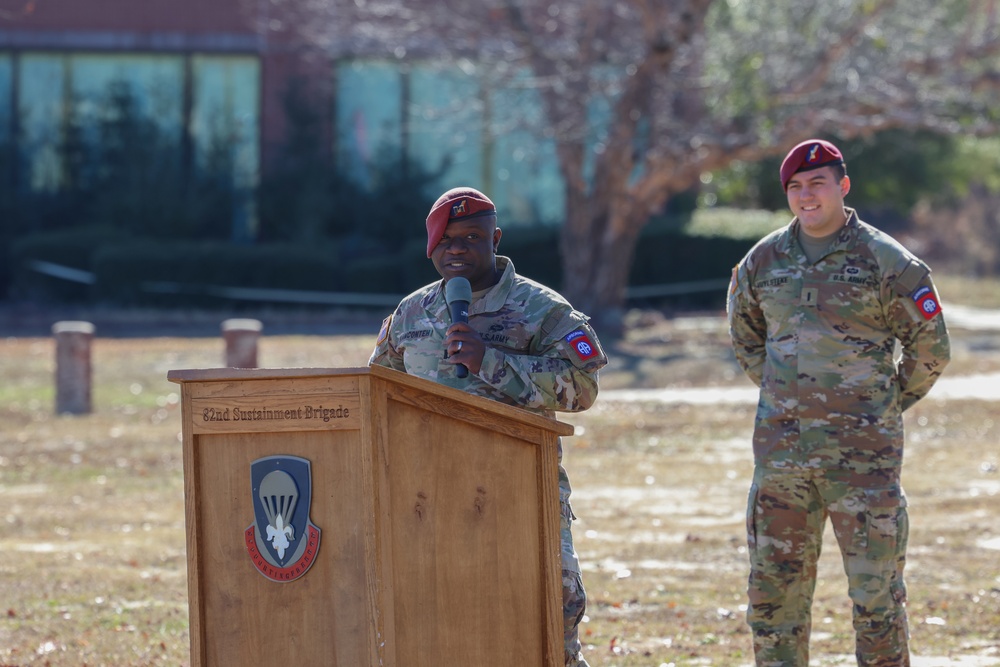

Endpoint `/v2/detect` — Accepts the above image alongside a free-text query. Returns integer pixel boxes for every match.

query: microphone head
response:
[445,277,472,305]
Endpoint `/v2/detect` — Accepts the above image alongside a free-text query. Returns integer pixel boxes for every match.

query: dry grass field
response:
[1,274,999,666]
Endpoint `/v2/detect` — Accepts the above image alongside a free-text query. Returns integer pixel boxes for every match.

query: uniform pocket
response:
[864,488,908,561]
[561,499,576,526]
[745,482,760,552]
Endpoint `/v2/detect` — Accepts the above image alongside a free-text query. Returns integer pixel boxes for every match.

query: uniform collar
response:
[473,256,516,315]
[425,256,516,316]
[783,207,860,259]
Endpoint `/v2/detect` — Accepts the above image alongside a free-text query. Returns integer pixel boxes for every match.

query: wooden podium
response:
[167,365,574,667]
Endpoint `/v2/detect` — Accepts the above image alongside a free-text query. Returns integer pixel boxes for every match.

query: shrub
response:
[8,227,120,302]
[91,241,344,308]
[497,225,562,288]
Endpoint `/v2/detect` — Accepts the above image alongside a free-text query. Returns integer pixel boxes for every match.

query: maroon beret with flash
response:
[779,139,845,190]
[425,187,497,257]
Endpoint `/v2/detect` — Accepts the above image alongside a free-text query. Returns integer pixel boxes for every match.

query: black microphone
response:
[444,277,472,378]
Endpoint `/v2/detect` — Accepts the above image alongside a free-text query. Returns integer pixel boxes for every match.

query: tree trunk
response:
[558,188,645,337]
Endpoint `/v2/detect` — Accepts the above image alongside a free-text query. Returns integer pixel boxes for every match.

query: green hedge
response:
[631,232,753,281]
[8,227,121,302]
[626,208,784,308]
[497,225,562,288]
[91,241,344,307]
[6,208,786,309]
[628,231,756,309]
[680,207,787,240]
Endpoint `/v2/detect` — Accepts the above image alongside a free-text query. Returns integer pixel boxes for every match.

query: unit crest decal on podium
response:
[245,455,322,582]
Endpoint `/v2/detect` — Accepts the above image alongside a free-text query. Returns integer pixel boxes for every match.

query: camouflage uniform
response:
[727,209,950,666]
[370,256,608,667]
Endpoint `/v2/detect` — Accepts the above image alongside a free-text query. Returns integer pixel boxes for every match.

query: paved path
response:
[601,371,1000,404]
[947,304,1000,330]
[603,305,1000,405]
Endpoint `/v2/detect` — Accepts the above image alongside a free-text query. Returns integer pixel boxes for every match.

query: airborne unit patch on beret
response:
[780,139,845,190]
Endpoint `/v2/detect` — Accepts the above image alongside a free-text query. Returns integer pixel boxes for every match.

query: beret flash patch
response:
[451,199,468,217]
[806,144,822,164]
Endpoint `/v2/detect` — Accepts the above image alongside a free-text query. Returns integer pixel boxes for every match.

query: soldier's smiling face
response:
[786,166,851,238]
[430,216,503,291]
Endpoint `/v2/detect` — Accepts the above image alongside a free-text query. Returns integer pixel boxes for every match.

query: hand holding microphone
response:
[444,277,472,378]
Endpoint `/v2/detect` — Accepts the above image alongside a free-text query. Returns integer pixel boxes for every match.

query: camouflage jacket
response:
[369,257,607,416]
[727,209,950,476]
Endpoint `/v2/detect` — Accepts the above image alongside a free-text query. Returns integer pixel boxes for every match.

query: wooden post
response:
[221,318,262,368]
[52,320,95,415]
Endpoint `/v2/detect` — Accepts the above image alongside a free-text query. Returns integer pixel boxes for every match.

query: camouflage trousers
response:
[560,463,590,667]
[745,466,910,667]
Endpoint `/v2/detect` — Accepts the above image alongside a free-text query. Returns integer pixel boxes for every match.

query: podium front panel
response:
[373,374,563,667]
[384,400,546,664]
[191,429,369,666]
[172,371,379,667]
[170,367,566,667]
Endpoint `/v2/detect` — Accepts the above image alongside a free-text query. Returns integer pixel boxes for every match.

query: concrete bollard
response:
[52,320,95,415]
[222,318,262,368]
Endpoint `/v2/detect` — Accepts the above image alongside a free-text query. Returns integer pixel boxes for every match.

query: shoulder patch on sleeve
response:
[894,258,929,296]
[540,310,565,338]
[564,329,599,361]
[912,286,942,320]
[376,314,392,345]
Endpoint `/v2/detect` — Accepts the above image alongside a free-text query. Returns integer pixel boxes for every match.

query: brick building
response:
[0,0,566,232]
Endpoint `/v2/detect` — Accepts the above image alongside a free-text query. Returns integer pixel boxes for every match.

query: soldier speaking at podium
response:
[370,186,608,667]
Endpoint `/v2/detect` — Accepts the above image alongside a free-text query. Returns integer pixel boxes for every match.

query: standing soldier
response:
[727,139,951,666]
[370,186,608,667]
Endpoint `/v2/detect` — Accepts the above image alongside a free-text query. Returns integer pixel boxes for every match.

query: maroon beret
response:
[779,139,845,190]
[425,187,497,257]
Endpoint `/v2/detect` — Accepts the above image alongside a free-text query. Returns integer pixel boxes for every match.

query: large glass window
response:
[335,60,404,190]
[18,53,66,191]
[190,55,261,239]
[487,70,564,226]
[11,51,261,237]
[408,62,484,195]
[16,52,261,188]
[69,53,184,139]
[190,55,259,179]
[335,59,566,226]
[0,54,12,144]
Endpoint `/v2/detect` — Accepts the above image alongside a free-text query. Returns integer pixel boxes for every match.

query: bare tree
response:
[264,0,1000,329]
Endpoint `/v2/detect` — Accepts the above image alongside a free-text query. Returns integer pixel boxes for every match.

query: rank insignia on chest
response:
[565,329,598,360]
[912,286,942,320]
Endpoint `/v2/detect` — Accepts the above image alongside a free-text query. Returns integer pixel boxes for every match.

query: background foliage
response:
[3,81,1000,311]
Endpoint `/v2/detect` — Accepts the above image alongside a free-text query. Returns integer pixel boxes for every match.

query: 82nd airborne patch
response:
[912,286,942,320]
[565,329,598,361]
